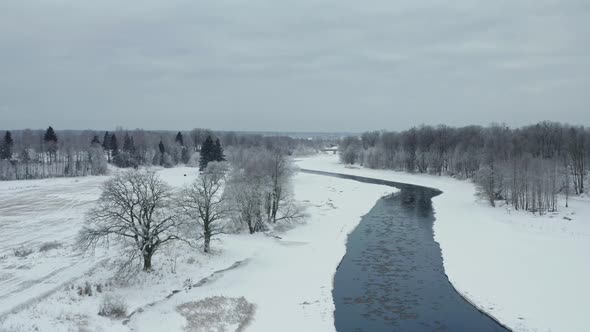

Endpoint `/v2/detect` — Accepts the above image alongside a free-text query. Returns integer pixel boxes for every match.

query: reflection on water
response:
[301,170,509,332]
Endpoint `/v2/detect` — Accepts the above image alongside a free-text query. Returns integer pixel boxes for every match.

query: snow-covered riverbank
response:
[0,165,393,331]
[3,152,587,332]
[297,153,590,332]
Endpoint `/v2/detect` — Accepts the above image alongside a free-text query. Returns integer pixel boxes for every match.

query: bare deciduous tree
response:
[78,170,179,271]
[226,174,266,234]
[265,149,293,223]
[339,137,362,165]
[475,166,503,207]
[342,122,590,214]
[177,162,229,253]
[260,151,305,225]
[226,147,304,234]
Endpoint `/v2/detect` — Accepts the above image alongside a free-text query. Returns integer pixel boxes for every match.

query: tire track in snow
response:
[0,176,107,315]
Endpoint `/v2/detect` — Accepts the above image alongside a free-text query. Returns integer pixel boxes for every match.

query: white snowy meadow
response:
[0,162,392,331]
[0,153,588,331]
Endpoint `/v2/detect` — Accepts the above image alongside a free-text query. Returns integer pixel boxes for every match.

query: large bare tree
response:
[177,162,229,253]
[78,170,179,271]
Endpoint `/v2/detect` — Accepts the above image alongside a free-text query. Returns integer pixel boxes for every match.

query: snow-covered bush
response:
[13,245,33,257]
[38,241,63,252]
[98,294,128,319]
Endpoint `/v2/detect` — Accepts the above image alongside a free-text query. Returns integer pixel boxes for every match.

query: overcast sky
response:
[1,0,589,132]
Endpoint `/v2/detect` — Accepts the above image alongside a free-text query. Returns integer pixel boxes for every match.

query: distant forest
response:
[3,122,588,216]
[0,127,327,181]
[339,122,589,214]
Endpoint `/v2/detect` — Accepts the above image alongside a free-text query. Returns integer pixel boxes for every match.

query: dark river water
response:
[301,169,510,332]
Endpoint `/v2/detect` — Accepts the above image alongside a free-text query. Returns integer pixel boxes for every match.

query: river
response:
[301,169,510,332]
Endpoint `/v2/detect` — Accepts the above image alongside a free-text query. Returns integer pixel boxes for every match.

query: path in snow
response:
[123,259,250,327]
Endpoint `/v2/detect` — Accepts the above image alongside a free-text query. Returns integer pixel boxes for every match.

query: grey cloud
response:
[0,0,589,132]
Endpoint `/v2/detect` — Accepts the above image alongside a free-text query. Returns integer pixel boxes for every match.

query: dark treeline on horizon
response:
[339,121,589,214]
[0,127,328,181]
[4,121,589,216]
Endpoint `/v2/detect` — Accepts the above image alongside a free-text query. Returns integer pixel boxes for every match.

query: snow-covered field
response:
[297,153,590,332]
[0,164,393,331]
[0,175,108,317]
[2,153,588,332]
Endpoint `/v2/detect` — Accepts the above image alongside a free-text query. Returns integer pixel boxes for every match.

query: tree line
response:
[0,126,107,180]
[0,127,327,181]
[339,122,590,214]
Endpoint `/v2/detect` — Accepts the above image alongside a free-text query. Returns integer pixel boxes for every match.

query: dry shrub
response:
[13,245,33,257]
[77,281,93,297]
[177,296,255,332]
[98,294,128,319]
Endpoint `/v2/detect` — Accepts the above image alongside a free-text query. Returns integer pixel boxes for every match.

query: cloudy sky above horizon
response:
[1,0,589,132]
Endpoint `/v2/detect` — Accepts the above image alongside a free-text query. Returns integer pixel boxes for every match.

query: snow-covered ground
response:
[297,153,590,332]
[0,175,108,317]
[0,164,393,331]
[3,153,588,332]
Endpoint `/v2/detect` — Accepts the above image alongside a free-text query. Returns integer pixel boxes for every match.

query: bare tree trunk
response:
[204,233,211,253]
[143,251,153,271]
[203,220,212,253]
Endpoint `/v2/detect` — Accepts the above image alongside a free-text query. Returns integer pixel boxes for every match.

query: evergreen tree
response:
[91,135,101,146]
[102,132,111,150]
[44,126,58,162]
[158,139,166,166]
[0,131,14,160]
[110,134,119,151]
[213,138,225,162]
[175,132,184,146]
[110,133,120,165]
[159,139,165,154]
[102,131,111,163]
[119,133,137,168]
[43,126,58,143]
[123,133,135,153]
[199,136,215,170]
